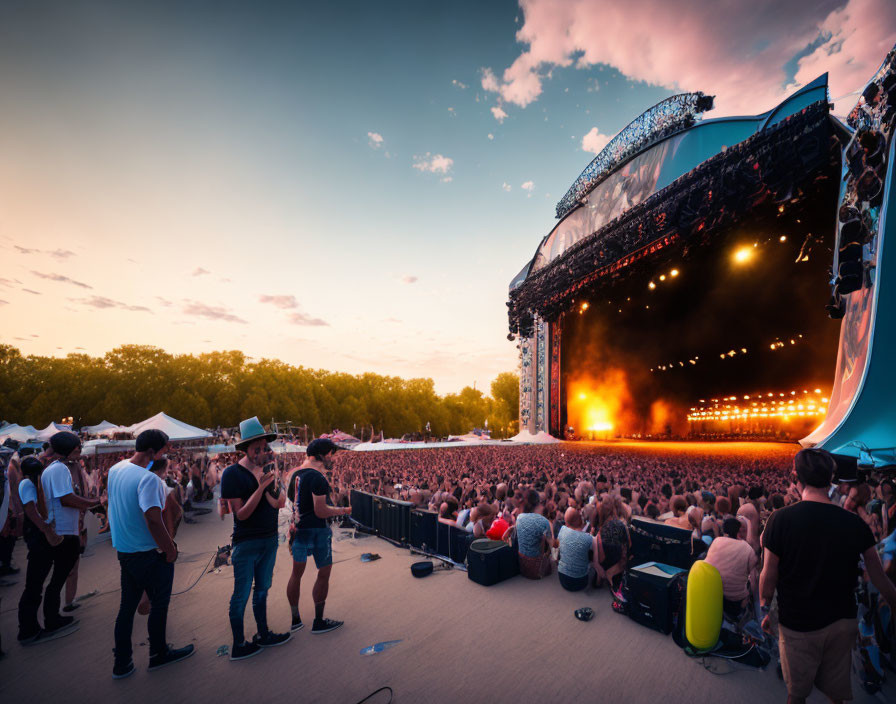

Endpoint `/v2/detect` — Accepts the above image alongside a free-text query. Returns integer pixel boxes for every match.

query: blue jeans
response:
[115,550,174,664]
[229,536,278,644]
[290,526,333,567]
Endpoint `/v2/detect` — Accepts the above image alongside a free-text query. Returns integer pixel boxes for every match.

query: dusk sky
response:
[1,0,893,393]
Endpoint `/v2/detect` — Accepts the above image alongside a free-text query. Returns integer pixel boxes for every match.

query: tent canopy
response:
[36,422,73,441]
[83,420,119,435]
[127,412,212,441]
[0,424,39,442]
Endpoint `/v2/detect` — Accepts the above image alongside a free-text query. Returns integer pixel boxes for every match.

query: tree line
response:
[0,345,520,439]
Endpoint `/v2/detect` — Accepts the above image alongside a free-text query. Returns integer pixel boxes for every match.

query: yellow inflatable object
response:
[685,560,723,650]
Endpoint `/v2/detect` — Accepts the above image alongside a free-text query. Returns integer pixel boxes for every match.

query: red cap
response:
[486,518,509,540]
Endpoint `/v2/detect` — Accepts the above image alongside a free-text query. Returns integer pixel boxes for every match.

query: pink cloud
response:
[483,0,896,116]
[581,127,612,155]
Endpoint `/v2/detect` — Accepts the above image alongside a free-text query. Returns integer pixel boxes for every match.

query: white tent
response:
[81,439,136,456]
[36,422,73,441]
[126,412,212,442]
[0,424,39,442]
[82,420,120,435]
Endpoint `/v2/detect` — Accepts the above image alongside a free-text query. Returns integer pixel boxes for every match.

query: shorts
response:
[290,527,333,568]
[779,618,856,701]
[559,571,588,592]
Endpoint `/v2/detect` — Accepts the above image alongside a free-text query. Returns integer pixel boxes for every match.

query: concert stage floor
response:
[570,439,801,459]
[0,498,886,703]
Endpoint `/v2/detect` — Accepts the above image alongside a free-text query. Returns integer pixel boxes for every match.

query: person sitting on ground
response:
[515,489,553,579]
[437,496,462,527]
[557,507,594,592]
[595,495,630,592]
[704,517,759,621]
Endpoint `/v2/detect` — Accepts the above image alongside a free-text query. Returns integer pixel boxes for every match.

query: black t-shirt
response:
[764,500,875,631]
[291,467,330,530]
[220,463,279,544]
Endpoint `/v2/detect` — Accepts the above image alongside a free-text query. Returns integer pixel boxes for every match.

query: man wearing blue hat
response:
[221,417,291,661]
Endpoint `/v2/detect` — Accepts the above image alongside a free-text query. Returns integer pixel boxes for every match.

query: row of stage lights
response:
[687,389,829,422]
[650,334,805,372]
[576,235,794,317]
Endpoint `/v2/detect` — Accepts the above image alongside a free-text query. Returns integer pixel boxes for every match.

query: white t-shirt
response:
[18,476,38,507]
[41,460,79,535]
[108,460,167,553]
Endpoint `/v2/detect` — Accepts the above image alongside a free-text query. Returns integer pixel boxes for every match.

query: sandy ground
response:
[0,503,891,704]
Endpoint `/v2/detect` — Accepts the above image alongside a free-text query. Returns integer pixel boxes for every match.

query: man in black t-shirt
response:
[285,438,351,634]
[221,417,290,661]
[760,448,896,703]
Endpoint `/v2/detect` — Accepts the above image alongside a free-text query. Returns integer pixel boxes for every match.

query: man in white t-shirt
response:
[704,517,758,619]
[37,432,99,639]
[108,429,194,679]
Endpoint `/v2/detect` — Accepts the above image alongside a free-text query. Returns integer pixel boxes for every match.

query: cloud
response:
[0,299,7,305]
[14,246,76,259]
[451,79,468,89]
[287,311,328,327]
[582,126,613,154]
[412,153,454,175]
[183,301,247,324]
[0,277,20,288]
[521,180,535,192]
[502,182,513,192]
[488,133,495,140]
[259,294,298,309]
[484,0,896,115]
[401,276,418,284]
[155,296,173,307]
[367,131,384,149]
[31,271,92,289]
[192,267,210,277]
[22,288,41,295]
[481,67,500,92]
[75,296,152,312]
[490,106,509,123]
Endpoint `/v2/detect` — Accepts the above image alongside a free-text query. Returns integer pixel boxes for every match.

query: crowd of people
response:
[1,429,895,701]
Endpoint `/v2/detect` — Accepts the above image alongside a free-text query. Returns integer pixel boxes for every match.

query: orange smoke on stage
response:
[566,369,635,438]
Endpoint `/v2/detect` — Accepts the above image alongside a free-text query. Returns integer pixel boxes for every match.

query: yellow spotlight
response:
[579,393,586,400]
[779,235,787,242]
[581,302,589,311]
[659,274,666,281]
[670,269,679,277]
[648,281,656,290]
[733,246,754,264]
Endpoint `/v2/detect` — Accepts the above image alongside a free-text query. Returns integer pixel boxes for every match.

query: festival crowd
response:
[1,429,895,702]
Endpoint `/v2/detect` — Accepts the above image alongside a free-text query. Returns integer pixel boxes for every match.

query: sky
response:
[0,0,893,394]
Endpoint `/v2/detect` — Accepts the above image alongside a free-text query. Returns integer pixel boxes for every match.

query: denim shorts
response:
[290,526,333,567]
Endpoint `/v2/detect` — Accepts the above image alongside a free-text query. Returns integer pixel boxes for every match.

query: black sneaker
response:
[254,631,292,648]
[62,602,82,613]
[230,640,262,661]
[311,618,343,634]
[36,617,80,643]
[290,616,304,632]
[113,660,136,679]
[148,643,195,671]
[17,629,41,645]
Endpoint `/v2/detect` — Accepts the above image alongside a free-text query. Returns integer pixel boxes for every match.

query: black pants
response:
[17,534,80,636]
[114,550,174,665]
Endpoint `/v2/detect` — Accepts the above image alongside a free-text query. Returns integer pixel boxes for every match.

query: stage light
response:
[741,348,747,353]
[814,388,821,393]
[648,282,656,290]
[733,246,754,264]
[659,274,666,281]
[581,302,589,311]
[579,393,586,400]
[770,344,776,350]
[670,269,679,277]
[779,236,787,242]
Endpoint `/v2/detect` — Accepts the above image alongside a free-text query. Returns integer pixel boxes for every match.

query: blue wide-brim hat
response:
[235,416,278,452]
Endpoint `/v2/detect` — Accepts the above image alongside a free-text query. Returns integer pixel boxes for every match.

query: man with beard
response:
[285,439,351,635]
